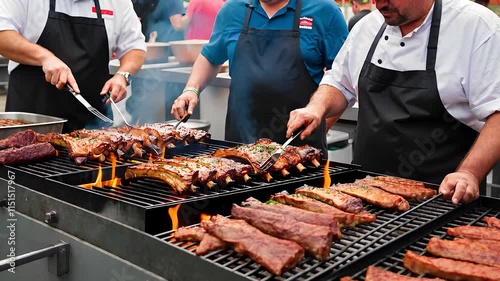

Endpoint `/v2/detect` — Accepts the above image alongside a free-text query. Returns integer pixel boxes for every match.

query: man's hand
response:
[286,106,324,140]
[171,91,198,120]
[439,170,480,204]
[42,56,79,93]
[100,74,128,104]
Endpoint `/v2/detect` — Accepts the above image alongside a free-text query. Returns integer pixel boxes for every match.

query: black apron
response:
[226,0,327,155]
[6,0,111,133]
[354,0,477,184]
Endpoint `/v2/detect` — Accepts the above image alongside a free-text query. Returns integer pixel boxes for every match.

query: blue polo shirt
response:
[201,0,348,84]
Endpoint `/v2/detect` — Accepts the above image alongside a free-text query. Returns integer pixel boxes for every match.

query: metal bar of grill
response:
[347,196,500,280]
[154,193,461,281]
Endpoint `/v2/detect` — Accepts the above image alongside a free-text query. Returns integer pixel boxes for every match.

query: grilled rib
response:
[364,266,446,281]
[124,163,199,193]
[70,128,144,158]
[174,226,226,256]
[212,142,281,174]
[193,156,252,183]
[256,138,306,172]
[447,225,500,241]
[201,215,304,276]
[36,132,68,148]
[332,183,410,212]
[485,216,500,229]
[176,126,211,143]
[404,250,500,281]
[426,237,500,267]
[105,126,162,156]
[174,226,206,241]
[243,198,341,236]
[0,142,56,165]
[141,123,181,146]
[0,130,37,150]
[232,204,335,261]
[270,193,376,228]
[357,177,436,201]
[295,185,364,213]
[155,158,217,186]
[284,144,322,167]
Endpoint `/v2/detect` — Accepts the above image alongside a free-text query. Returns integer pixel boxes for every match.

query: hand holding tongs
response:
[102,92,129,126]
[65,84,113,123]
[174,113,191,130]
[260,126,305,171]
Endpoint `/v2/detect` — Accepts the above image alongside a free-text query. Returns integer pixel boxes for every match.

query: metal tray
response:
[0,112,66,139]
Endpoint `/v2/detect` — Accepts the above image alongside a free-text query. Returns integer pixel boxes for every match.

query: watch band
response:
[116,71,130,86]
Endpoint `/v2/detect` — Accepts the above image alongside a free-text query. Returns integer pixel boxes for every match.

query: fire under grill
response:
[345,196,500,280]
[153,171,461,281]
[0,139,353,234]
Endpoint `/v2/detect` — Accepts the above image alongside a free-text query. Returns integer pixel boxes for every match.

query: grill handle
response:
[0,241,70,276]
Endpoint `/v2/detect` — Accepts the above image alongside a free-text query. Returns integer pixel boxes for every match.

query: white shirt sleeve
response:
[0,0,28,33]
[113,0,146,59]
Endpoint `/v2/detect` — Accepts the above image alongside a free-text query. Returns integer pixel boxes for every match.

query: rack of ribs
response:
[174,226,226,256]
[446,225,500,241]
[295,185,364,213]
[192,156,252,183]
[270,193,376,228]
[140,123,181,147]
[485,216,500,229]
[0,130,37,150]
[201,215,305,276]
[357,177,436,201]
[0,142,56,165]
[331,183,410,212]
[104,126,163,156]
[231,204,336,261]
[70,129,146,159]
[341,266,446,281]
[242,198,341,235]
[155,157,218,187]
[124,163,199,193]
[426,237,500,267]
[403,250,500,281]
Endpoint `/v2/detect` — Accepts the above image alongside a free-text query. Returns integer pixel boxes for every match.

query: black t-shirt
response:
[348,10,372,32]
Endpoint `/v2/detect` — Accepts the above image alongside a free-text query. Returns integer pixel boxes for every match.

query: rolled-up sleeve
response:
[0,0,27,33]
[113,0,146,59]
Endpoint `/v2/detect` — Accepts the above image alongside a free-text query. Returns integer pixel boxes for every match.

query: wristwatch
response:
[116,71,131,86]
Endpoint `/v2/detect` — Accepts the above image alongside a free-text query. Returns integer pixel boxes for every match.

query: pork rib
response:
[447,225,500,241]
[0,130,37,150]
[357,177,436,201]
[295,185,364,213]
[403,250,500,281]
[124,163,199,193]
[174,226,226,256]
[201,215,304,276]
[174,226,206,241]
[155,158,217,186]
[270,193,376,228]
[426,237,500,267]
[485,216,500,229]
[243,198,341,236]
[364,266,445,280]
[232,204,335,261]
[0,142,56,165]
[180,156,252,183]
[332,183,410,212]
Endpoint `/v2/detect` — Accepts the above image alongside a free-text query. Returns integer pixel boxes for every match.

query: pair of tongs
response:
[259,127,305,171]
[173,114,191,130]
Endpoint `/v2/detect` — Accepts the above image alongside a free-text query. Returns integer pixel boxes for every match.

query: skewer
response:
[311,159,321,167]
[296,163,306,172]
[281,169,290,177]
[243,174,251,182]
[264,173,273,182]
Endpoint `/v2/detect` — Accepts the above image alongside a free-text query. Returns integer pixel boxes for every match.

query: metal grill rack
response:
[345,196,500,280]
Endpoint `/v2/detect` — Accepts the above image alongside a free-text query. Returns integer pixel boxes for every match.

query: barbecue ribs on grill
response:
[70,129,145,158]
[192,156,252,183]
[38,133,111,164]
[201,215,305,276]
[155,157,217,186]
[270,193,376,228]
[426,237,500,267]
[447,225,500,241]
[0,130,37,150]
[343,266,446,281]
[485,216,500,229]
[295,185,364,213]
[403,250,500,281]
[124,163,199,193]
[332,183,410,212]
[231,204,336,261]
[0,142,56,165]
[174,226,226,255]
[357,177,436,201]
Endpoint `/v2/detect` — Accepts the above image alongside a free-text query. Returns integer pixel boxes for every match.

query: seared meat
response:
[284,144,322,167]
[0,130,37,150]
[212,143,280,174]
[332,183,410,212]
[176,126,211,143]
[37,133,111,164]
[357,177,436,201]
[174,226,206,241]
[447,225,500,241]
[124,163,199,194]
[70,129,144,158]
[36,132,68,148]
[255,138,306,172]
[232,204,335,260]
[155,157,217,186]
[193,156,252,183]
[174,226,226,256]
[243,198,341,236]
[295,185,364,213]
[104,126,162,156]
[0,142,56,165]
[426,237,500,267]
[404,250,500,281]
[141,123,181,146]
[485,216,500,229]
[201,215,304,276]
[270,193,376,228]
[363,266,445,281]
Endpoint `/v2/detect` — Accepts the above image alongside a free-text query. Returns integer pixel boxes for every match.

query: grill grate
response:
[347,197,500,280]
[154,195,459,281]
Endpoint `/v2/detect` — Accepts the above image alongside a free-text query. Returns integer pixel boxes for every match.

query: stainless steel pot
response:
[165,119,211,131]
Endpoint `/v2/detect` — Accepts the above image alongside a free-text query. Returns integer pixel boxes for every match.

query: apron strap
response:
[292,0,302,32]
[365,23,387,62]
[50,0,56,11]
[426,0,442,71]
[242,0,255,31]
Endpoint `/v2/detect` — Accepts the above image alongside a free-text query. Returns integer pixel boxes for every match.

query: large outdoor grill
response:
[344,196,500,280]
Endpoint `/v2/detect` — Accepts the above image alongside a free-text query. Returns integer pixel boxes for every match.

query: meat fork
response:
[259,127,305,171]
[102,92,130,126]
[65,84,113,124]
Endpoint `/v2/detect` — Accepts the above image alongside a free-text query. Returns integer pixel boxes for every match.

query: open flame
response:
[161,147,166,159]
[168,204,181,230]
[80,165,103,189]
[323,160,331,188]
[200,213,212,221]
[79,153,121,189]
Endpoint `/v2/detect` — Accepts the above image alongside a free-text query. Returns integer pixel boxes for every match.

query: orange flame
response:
[161,147,166,159]
[168,204,181,230]
[109,153,117,179]
[148,153,153,162]
[80,154,121,189]
[323,160,331,188]
[200,213,212,221]
[80,164,103,189]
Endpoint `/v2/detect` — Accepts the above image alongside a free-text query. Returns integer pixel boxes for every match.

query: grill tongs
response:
[260,126,305,171]
[65,84,113,123]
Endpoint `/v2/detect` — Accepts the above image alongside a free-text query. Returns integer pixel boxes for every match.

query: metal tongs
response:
[102,92,129,126]
[174,113,191,130]
[65,84,113,123]
[260,126,305,171]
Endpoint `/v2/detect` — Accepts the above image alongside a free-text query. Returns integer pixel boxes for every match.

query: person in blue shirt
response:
[143,0,185,45]
[171,0,348,154]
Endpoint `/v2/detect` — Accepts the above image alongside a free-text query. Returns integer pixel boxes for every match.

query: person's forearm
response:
[185,55,221,92]
[0,30,54,66]
[180,15,191,30]
[118,49,145,75]
[458,111,500,181]
[170,14,184,31]
[308,84,348,119]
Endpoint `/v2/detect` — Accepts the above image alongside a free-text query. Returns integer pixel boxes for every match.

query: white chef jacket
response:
[0,0,146,73]
[321,0,500,132]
